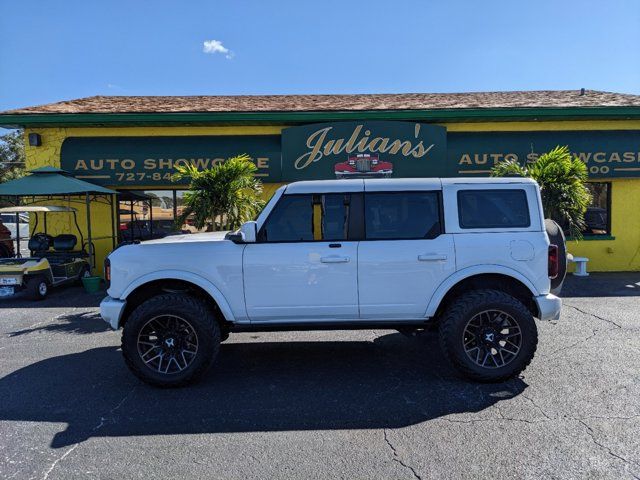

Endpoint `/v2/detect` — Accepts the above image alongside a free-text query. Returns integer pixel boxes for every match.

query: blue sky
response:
[1,0,639,112]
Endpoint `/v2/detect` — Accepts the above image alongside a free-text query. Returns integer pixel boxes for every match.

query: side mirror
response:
[227,221,257,244]
[240,221,257,243]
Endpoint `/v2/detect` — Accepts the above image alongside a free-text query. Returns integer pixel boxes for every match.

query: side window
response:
[259,193,354,242]
[364,192,441,240]
[458,189,530,229]
[582,182,611,237]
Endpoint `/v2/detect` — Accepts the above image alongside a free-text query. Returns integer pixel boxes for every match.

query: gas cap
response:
[510,240,535,261]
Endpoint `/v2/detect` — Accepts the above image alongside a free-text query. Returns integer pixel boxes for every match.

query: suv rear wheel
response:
[439,289,538,382]
[122,294,221,387]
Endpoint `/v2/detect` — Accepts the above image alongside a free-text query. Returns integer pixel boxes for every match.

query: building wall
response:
[568,178,640,271]
[22,120,640,273]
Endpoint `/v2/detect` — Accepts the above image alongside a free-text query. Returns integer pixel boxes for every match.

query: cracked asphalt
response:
[1,273,639,479]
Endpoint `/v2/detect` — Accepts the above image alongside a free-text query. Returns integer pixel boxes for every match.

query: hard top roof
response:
[283,177,536,194]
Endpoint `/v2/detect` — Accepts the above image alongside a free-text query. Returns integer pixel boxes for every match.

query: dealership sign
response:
[60,135,282,185]
[281,121,448,180]
[59,125,640,186]
[448,130,640,178]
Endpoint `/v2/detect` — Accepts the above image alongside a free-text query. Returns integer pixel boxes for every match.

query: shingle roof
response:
[4,90,640,114]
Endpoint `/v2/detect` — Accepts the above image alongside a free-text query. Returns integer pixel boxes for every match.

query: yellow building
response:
[1,90,639,272]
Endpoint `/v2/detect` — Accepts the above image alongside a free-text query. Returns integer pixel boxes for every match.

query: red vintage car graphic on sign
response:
[334,154,393,178]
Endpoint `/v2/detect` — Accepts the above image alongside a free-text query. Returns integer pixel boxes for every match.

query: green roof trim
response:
[1,106,640,127]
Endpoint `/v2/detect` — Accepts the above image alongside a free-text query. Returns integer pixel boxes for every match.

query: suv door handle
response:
[320,255,350,264]
[418,254,448,262]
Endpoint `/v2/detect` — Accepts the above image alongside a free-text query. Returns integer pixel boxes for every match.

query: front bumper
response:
[100,296,127,330]
[535,293,562,321]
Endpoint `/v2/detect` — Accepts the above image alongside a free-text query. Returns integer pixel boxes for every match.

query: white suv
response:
[101,178,562,387]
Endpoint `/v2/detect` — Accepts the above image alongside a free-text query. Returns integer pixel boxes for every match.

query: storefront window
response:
[583,183,611,236]
[145,190,178,237]
[118,190,181,242]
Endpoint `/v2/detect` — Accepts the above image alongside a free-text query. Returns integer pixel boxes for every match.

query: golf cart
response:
[0,206,92,300]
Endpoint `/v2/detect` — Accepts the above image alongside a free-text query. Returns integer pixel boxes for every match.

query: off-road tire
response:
[122,294,221,388]
[220,329,230,342]
[25,275,48,300]
[545,219,567,294]
[439,289,538,382]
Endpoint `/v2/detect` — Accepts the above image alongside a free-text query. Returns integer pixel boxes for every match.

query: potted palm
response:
[172,154,265,231]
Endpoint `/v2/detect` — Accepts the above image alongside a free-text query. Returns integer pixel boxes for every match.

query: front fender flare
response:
[121,270,236,322]
[424,265,540,318]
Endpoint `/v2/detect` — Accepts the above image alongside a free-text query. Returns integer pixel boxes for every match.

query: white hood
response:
[141,231,230,244]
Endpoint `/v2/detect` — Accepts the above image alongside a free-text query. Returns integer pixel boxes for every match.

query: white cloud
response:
[203,40,234,59]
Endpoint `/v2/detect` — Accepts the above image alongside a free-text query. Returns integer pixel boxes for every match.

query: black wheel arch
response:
[434,273,539,322]
[120,279,229,330]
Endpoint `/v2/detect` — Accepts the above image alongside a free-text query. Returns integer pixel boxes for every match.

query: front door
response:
[357,191,456,319]
[243,193,360,322]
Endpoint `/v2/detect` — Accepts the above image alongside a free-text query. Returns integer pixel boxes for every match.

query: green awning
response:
[0,167,116,196]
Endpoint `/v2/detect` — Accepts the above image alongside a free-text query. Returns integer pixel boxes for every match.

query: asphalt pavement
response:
[0,274,639,479]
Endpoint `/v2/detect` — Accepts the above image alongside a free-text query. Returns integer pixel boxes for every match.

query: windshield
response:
[254,186,285,224]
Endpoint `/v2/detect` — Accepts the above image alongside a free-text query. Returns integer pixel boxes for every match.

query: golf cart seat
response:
[47,233,88,261]
[28,233,54,257]
[53,234,77,251]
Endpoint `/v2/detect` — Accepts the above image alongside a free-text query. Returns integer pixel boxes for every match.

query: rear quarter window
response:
[457,189,530,229]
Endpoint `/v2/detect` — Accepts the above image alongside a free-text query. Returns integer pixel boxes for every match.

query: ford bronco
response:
[101,178,563,387]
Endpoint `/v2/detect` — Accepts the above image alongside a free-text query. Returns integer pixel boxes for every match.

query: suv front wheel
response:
[439,289,538,382]
[122,293,221,387]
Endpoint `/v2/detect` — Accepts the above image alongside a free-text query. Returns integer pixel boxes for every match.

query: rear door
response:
[357,189,456,319]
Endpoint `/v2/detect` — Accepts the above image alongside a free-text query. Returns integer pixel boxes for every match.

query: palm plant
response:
[491,145,591,238]
[172,154,265,231]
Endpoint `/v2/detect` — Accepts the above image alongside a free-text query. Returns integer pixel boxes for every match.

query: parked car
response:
[0,219,15,258]
[101,178,564,387]
[0,212,29,240]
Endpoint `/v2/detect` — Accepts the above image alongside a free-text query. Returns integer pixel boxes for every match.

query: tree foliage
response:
[0,130,26,183]
[172,154,265,231]
[491,145,591,238]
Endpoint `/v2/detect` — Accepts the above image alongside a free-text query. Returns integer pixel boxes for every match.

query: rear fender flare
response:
[424,265,540,318]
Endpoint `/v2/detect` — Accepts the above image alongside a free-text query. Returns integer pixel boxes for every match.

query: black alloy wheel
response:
[137,314,200,375]
[462,309,522,369]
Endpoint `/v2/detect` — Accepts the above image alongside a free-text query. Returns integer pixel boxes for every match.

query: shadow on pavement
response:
[0,332,526,448]
[561,272,640,297]
[0,285,104,309]
[8,311,111,337]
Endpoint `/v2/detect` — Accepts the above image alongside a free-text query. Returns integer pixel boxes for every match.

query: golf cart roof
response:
[0,167,116,196]
[0,206,77,213]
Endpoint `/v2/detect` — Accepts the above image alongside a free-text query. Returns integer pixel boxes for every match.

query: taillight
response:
[119,223,128,230]
[548,244,559,279]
